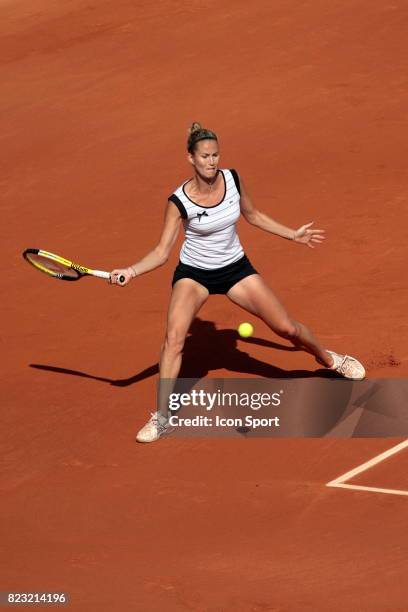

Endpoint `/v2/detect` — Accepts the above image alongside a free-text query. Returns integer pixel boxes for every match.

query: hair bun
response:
[189,122,202,135]
[186,123,218,152]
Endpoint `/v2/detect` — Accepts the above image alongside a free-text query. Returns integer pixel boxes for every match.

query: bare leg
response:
[227,275,333,368]
[158,279,209,418]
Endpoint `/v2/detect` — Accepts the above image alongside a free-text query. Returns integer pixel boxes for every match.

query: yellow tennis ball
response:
[238,322,254,338]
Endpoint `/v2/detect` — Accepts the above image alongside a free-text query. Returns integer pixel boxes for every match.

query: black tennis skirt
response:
[172,254,258,295]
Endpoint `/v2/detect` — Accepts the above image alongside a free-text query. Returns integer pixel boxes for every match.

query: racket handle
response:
[119,275,126,285]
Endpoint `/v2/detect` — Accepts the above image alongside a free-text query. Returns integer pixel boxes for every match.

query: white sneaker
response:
[327,350,366,380]
[136,411,172,443]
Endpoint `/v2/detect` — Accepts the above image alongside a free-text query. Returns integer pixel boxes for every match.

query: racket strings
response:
[25,252,80,279]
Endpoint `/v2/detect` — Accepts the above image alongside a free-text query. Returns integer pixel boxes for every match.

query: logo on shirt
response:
[197,211,209,222]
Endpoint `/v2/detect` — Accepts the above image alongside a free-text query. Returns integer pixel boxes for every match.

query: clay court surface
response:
[2,1,408,610]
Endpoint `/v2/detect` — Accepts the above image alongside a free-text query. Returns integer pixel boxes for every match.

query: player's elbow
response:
[155,246,169,266]
[243,209,260,225]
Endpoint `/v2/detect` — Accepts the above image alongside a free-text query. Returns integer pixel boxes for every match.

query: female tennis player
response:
[111,123,365,443]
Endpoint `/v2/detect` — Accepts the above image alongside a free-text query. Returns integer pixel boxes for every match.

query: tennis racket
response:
[22,248,125,284]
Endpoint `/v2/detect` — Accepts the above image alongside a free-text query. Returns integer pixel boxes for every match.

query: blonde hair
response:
[187,122,218,153]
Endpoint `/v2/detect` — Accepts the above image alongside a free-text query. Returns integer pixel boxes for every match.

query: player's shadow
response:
[30,317,338,386]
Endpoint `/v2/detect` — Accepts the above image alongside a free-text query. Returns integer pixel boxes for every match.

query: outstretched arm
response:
[110,202,182,285]
[239,177,325,248]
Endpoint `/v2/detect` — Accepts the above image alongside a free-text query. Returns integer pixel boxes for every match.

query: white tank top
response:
[168,168,244,270]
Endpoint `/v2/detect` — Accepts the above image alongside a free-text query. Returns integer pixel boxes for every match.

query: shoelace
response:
[149,413,170,434]
[337,355,357,376]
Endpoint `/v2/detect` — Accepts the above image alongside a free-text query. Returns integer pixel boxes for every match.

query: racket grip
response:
[119,275,126,285]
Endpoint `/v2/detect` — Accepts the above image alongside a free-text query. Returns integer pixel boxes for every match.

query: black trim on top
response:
[168,194,187,219]
[230,169,241,195]
[182,169,227,209]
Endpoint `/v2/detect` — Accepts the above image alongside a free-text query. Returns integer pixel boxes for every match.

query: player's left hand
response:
[109,268,134,286]
[293,222,325,248]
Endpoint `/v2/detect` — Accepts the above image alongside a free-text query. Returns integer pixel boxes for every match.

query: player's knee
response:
[276,320,299,340]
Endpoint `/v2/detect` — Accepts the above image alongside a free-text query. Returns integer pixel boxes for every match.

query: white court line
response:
[326,439,408,497]
[328,483,408,497]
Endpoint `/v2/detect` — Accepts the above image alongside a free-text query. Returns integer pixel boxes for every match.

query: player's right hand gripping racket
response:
[22,248,125,284]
